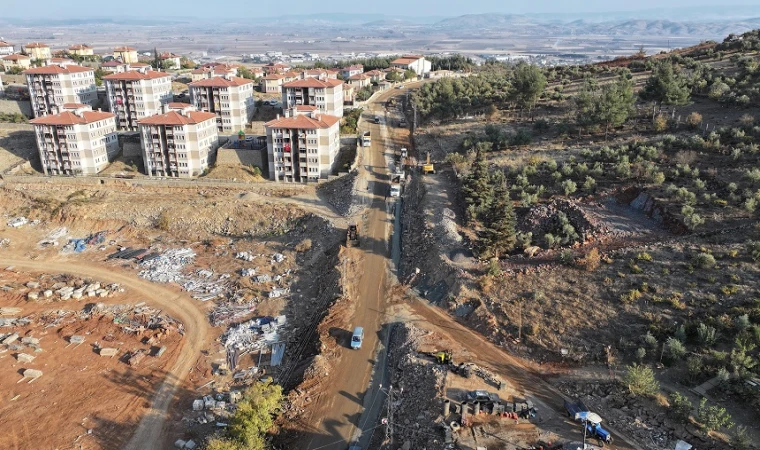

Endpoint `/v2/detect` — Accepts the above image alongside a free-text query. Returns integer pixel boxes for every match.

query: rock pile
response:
[519,199,609,243]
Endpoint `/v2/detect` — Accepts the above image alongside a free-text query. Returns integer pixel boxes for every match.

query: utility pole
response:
[385,385,393,447]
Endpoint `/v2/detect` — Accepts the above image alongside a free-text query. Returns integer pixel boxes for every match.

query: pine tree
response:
[462,150,493,223]
[479,170,517,258]
[640,61,690,105]
[153,48,160,70]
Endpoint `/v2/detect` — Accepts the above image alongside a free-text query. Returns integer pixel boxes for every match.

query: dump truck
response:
[389,183,401,198]
[566,401,612,445]
[564,399,589,419]
[346,223,359,247]
[362,131,371,147]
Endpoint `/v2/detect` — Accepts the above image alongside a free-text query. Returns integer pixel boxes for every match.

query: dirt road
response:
[302,90,406,450]
[0,256,209,450]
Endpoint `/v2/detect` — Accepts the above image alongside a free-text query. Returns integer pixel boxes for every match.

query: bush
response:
[693,252,716,269]
[644,331,658,350]
[156,211,171,231]
[636,347,647,361]
[685,112,703,129]
[697,323,717,346]
[732,426,752,450]
[623,363,660,397]
[577,248,601,271]
[746,240,760,261]
[697,398,733,433]
[621,289,642,303]
[561,179,577,196]
[665,337,686,360]
[636,252,653,262]
[225,381,283,449]
[653,114,668,132]
[668,392,693,423]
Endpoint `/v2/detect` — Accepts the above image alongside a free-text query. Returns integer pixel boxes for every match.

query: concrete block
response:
[16,353,34,363]
[174,439,186,449]
[43,290,53,298]
[69,335,85,344]
[155,346,167,357]
[192,399,204,411]
[21,337,39,345]
[184,440,197,450]
[99,348,118,357]
[22,368,42,379]
[27,292,39,301]
[71,291,83,299]
[2,333,19,345]
[26,281,40,289]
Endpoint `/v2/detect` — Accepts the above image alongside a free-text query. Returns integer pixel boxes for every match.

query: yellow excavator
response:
[422,151,436,174]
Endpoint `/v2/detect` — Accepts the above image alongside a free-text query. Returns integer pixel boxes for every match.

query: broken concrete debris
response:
[221,315,286,355]
[99,348,119,357]
[236,252,256,262]
[139,248,232,301]
[271,253,285,264]
[16,353,35,363]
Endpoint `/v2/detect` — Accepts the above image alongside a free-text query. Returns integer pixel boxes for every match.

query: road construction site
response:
[0,82,685,450]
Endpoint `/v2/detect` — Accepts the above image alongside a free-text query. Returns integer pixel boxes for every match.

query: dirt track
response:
[0,256,209,450]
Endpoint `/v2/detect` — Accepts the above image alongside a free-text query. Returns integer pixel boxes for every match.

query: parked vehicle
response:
[362,131,371,147]
[466,389,500,404]
[564,399,589,419]
[350,327,364,349]
[346,223,359,247]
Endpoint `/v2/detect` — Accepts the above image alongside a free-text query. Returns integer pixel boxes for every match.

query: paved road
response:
[0,256,209,450]
[303,90,404,450]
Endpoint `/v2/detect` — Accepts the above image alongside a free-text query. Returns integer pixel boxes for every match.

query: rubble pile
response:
[139,248,196,283]
[316,171,362,217]
[519,199,609,244]
[556,381,696,450]
[209,300,257,327]
[384,323,447,450]
[220,315,286,351]
[20,276,124,303]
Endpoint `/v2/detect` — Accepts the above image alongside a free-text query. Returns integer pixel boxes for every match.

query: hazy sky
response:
[4,0,760,18]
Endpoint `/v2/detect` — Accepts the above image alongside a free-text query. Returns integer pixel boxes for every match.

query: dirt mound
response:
[519,198,609,244]
[316,172,360,217]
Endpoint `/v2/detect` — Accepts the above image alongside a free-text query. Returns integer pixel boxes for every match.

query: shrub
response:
[577,248,601,272]
[582,176,596,192]
[624,363,660,397]
[515,231,533,249]
[156,211,171,231]
[685,111,703,129]
[746,240,760,262]
[653,114,668,132]
[668,392,693,423]
[687,355,704,380]
[636,252,653,262]
[693,252,716,269]
[665,337,686,360]
[636,347,647,361]
[621,289,642,303]
[735,314,750,331]
[732,426,752,450]
[697,398,733,433]
[558,249,574,264]
[697,323,717,346]
[220,381,283,450]
[561,179,577,196]
[644,331,659,350]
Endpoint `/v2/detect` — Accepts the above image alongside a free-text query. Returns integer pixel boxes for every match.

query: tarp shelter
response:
[575,411,603,424]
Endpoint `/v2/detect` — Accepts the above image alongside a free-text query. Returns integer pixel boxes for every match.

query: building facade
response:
[25,64,98,118]
[391,55,432,76]
[113,46,139,63]
[30,104,118,175]
[68,44,94,56]
[188,75,255,133]
[137,105,218,178]
[103,68,173,131]
[0,41,14,56]
[1,54,31,71]
[23,42,51,61]
[281,78,343,117]
[340,64,363,79]
[265,109,340,182]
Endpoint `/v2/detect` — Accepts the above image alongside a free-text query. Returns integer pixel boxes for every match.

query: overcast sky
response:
[4,0,760,19]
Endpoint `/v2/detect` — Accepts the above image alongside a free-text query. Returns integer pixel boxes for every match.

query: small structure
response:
[99,348,119,357]
[18,369,43,383]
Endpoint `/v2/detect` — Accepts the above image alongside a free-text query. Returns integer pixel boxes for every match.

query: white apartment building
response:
[25,64,98,118]
[138,104,219,178]
[391,55,432,76]
[265,108,341,182]
[113,46,139,63]
[104,68,173,131]
[30,104,118,175]
[0,41,14,56]
[281,78,344,117]
[23,42,51,61]
[188,75,255,133]
[340,64,363,79]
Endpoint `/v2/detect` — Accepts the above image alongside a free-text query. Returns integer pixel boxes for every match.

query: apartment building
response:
[103,68,173,131]
[1,54,31,71]
[113,46,139,63]
[303,69,338,80]
[265,108,340,182]
[0,41,14,56]
[391,55,432,76]
[68,44,94,56]
[347,73,371,88]
[364,69,384,82]
[281,78,343,117]
[30,104,118,175]
[23,42,51,61]
[159,52,182,69]
[101,60,129,73]
[137,104,219,178]
[25,64,97,118]
[340,64,363,79]
[188,75,255,133]
[261,74,285,93]
[343,83,355,104]
[263,62,290,74]
[190,64,238,82]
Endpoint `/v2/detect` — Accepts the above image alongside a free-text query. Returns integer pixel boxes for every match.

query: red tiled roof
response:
[114,46,137,52]
[265,114,340,130]
[30,110,114,126]
[25,42,49,49]
[138,110,216,126]
[2,54,30,61]
[103,70,170,81]
[262,74,285,80]
[168,102,192,109]
[283,78,343,89]
[295,105,318,111]
[392,58,417,65]
[129,62,150,67]
[69,44,92,50]
[343,64,363,70]
[189,76,253,88]
[348,73,369,80]
[62,103,88,108]
[342,83,354,90]
[24,64,92,75]
[0,41,14,47]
